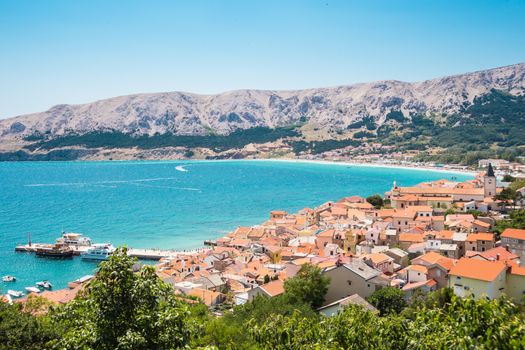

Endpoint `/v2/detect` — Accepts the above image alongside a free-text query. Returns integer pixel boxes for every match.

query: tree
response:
[495,209,525,234]
[52,247,194,349]
[283,264,330,309]
[367,287,407,316]
[0,301,61,349]
[366,194,384,209]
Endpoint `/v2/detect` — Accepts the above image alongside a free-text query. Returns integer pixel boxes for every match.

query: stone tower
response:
[484,163,497,198]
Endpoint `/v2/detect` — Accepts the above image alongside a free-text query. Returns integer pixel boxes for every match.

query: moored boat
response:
[7,290,24,298]
[25,286,41,294]
[2,275,16,282]
[57,232,92,247]
[36,281,53,289]
[35,243,74,258]
[81,243,115,261]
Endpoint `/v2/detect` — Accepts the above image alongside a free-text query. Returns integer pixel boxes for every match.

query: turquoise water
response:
[0,160,470,291]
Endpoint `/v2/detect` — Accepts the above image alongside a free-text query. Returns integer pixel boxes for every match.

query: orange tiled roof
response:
[260,279,285,297]
[501,228,525,240]
[467,233,494,242]
[399,233,424,243]
[449,258,506,282]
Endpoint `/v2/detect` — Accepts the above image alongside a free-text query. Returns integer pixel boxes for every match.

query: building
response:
[448,258,507,299]
[323,260,389,305]
[483,163,497,198]
[500,228,525,260]
[317,294,378,317]
[246,279,285,301]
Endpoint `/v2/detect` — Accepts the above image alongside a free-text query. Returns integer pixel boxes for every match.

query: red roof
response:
[449,258,506,282]
[501,228,525,241]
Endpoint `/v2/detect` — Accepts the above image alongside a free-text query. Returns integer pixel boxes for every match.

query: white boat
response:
[25,286,41,294]
[7,290,24,298]
[57,232,92,247]
[2,275,16,282]
[81,243,115,261]
[36,281,53,289]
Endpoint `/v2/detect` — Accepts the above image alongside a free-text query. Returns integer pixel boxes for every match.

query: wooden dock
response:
[15,244,187,260]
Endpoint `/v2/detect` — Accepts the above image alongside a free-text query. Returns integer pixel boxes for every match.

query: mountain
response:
[2,63,525,139]
[0,62,524,163]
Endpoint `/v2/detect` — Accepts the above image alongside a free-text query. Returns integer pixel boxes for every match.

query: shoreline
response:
[18,157,478,177]
[237,158,478,177]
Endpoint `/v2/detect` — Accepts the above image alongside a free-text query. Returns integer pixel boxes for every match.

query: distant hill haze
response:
[1,62,525,140]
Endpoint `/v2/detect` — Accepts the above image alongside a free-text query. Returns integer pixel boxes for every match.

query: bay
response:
[0,160,471,290]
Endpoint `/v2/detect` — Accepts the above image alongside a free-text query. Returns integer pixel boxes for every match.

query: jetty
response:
[15,244,191,260]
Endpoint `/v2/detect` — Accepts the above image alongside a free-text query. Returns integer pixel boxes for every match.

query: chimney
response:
[496,253,500,261]
[505,245,510,252]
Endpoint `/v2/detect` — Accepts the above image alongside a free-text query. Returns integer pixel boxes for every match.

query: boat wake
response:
[175,165,188,172]
[24,177,181,187]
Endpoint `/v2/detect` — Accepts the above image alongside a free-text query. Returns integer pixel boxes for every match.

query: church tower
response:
[484,163,496,198]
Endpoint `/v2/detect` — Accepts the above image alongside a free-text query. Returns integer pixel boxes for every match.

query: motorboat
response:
[25,286,41,294]
[2,275,16,282]
[36,242,74,258]
[81,243,115,261]
[57,232,92,247]
[7,290,24,298]
[36,281,53,289]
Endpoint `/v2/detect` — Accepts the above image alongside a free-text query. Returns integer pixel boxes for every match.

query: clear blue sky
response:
[1,0,524,119]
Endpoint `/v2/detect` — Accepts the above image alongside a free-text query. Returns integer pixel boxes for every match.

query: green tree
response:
[495,209,525,234]
[367,287,407,316]
[366,194,384,209]
[0,301,61,349]
[283,264,330,309]
[52,247,193,349]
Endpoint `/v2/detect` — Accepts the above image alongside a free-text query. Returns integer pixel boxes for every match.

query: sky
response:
[1,0,524,119]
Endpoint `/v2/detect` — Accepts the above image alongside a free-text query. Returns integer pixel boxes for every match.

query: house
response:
[384,247,409,268]
[247,279,285,301]
[317,294,378,317]
[506,263,525,301]
[187,288,225,307]
[323,260,389,304]
[465,233,495,252]
[411,252,455,289]
[448,258,507,299]
[465,246,519,263]
[402,279,437,298]
[362,253,395,274]
[500,228,525,260]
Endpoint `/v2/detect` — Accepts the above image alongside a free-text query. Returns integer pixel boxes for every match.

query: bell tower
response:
[484,163,496,198]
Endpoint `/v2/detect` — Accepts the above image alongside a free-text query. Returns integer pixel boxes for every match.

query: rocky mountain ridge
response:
[1,62,525,142]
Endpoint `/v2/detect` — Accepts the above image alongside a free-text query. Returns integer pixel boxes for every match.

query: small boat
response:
[81,243,115,261]
[36,242,74,258]
[2,275,16,282]
[7,290,24,298]
[25,286,41,294]
[36,281,53,289]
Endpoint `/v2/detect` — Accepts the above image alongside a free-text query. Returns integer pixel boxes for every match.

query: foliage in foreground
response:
[52,247,194,349]
[1,250,525,349]
[250,295,525,350]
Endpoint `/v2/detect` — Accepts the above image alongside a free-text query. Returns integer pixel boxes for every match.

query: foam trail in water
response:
[175,165,188,172]
[24,177,182,187]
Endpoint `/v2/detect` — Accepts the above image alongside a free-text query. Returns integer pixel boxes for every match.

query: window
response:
[347,280,352,285]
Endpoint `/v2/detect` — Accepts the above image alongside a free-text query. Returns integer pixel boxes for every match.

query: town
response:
[10,163,525,314]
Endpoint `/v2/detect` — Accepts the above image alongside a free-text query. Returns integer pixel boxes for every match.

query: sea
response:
[0,160,471,292]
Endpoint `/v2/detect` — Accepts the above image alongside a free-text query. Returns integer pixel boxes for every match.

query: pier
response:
[15,244,191,260]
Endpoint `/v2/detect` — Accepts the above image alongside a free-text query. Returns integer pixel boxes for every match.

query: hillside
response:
[1,62,525,163]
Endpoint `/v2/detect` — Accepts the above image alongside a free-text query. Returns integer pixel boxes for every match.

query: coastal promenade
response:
[15,244,209,260]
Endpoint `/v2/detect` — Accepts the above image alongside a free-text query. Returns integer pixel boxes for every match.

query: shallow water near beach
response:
[0,160,470,290]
